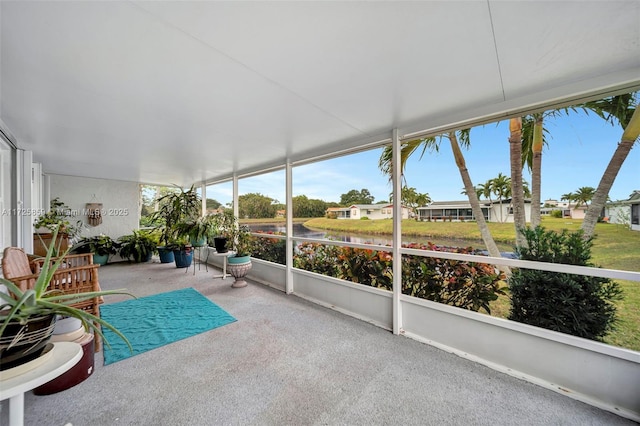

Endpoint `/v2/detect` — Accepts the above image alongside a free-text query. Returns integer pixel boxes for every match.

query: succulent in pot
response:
[0,227,134,369]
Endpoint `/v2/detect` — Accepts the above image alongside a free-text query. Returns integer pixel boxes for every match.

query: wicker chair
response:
[1,247,104,351]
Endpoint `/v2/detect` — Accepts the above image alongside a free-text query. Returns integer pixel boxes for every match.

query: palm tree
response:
[560,192,574,203]
[509,117,527,248]
[389,186,432,219]
[476,181,493,203]
[529,114,544,227]
[490,173,511,223]
[573,186,596,209]
[379,131,504,260]
[580,93,640,237]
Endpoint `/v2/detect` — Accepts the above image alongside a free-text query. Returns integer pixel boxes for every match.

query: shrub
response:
[402,243,505,313]
[550,209,563,218]
[250,232,286,264]
[360,216,369,220]
[508,226,622,341]
[293,242,504,314]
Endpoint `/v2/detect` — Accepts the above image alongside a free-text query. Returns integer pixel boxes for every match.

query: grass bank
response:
[303,216,640,351]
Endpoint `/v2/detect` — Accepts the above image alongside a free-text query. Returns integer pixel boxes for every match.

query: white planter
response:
[53,316,82,335]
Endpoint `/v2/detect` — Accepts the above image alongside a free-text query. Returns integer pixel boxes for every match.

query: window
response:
[632,204,639,225]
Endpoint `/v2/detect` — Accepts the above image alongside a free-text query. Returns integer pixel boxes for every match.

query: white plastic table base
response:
[0,342,82,426]
[211,250,236,279]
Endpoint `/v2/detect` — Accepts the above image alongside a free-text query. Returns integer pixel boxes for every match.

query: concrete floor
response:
[1,260,635,426]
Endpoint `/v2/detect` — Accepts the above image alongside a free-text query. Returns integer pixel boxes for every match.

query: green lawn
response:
[302,216,640,351]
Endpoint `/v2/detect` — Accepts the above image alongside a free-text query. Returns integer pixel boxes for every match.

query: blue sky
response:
[208,109,639,206]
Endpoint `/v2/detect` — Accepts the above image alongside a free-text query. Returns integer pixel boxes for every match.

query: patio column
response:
[16,149,34,252]
[200,182,206,216]
[232,174,238,218]
[392,128,402,335]
[285,161,293,294]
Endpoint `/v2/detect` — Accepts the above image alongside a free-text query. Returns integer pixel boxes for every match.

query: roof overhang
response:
[1,1,639,186]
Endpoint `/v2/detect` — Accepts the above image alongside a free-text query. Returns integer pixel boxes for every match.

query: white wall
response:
[605,204,629,225]
[49,174,139,239]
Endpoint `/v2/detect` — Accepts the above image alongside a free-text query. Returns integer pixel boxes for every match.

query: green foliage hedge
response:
[248,232,286,264]
[508,226,622,341]
[294,241,505,314]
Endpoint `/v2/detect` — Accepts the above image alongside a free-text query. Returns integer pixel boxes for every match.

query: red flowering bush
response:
[294,241,504,314]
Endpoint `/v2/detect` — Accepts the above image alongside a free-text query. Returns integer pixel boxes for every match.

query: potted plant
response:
[150,185,201,265]
[209,209,236,253]
[176,215,214,248]
[226,222,254,288]
[170,236,194,268]
[0,227,133,370]
[118,230,158,263]
[33,198,84,257]
[74,234,119,265]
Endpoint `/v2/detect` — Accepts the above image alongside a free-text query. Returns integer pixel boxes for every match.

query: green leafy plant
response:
[34,197,83,240]
[208,210,252,257]
[150,185,201,248]
[508,226,622,341]
[118,230,158,263]
[176,215,215,246]
[232,224,253,257]
[209,209,236,240]
[75,234,119,256]
[0,227,134,350]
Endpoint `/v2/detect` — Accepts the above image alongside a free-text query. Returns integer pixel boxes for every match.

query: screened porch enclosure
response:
[1,0,640,423]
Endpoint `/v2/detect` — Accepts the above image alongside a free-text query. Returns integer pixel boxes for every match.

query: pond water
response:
[249,223,514,252]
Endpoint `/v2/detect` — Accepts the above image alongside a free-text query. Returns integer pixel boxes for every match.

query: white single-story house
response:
[604,191,640,231]
[327,204,409,220]
[417,199,533,223]
[541,199,588,219]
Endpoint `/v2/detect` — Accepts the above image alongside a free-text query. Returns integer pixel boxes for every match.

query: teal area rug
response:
[100,288,236,365]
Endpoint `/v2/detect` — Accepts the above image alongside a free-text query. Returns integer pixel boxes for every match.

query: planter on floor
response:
[228,255,252,288]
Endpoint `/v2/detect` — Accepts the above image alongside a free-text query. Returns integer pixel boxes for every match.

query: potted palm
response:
[0,227,133,370]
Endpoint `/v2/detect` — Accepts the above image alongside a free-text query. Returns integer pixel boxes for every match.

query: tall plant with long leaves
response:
[150,185,201,247]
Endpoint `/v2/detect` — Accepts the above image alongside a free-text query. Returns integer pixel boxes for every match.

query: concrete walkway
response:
[1,260,635,426]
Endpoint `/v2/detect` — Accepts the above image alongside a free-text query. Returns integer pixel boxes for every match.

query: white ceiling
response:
[1,1,639,187]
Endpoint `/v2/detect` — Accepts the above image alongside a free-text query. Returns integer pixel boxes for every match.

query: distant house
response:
[417,199,533,223]
[604,191,640,231]
[327,204,409,220]
[541,199,587,219]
